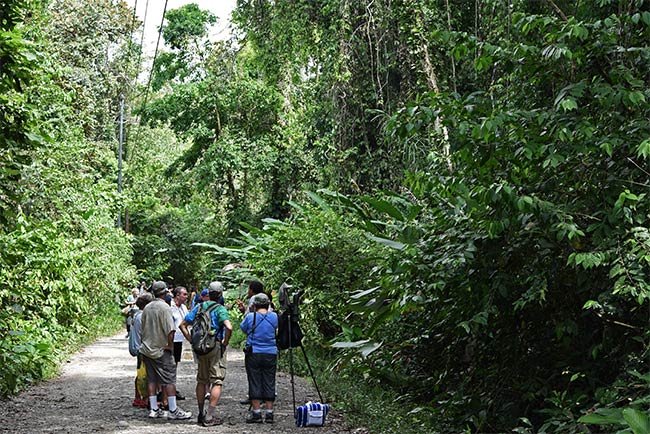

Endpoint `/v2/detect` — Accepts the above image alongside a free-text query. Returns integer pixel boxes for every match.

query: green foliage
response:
[0,0,45,225]
[199,1,650,432]
[125,125,226,285]
[0,0,137,396]
[5,1,647,433]
[205,205,379,340]
[162,3,216,51]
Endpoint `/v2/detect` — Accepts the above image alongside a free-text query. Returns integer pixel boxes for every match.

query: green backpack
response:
[191,303,220,355]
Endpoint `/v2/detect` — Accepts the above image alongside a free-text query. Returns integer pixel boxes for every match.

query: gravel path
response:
[0,333,361,433]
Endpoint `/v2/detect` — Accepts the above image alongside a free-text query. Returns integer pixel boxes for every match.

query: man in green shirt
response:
[180,281,232,426]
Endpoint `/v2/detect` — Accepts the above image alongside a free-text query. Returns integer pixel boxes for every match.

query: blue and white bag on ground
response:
[295,401,331,427]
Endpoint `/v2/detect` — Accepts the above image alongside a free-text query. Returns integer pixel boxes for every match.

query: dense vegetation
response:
[2,0,649,433]
[0,0,136,395]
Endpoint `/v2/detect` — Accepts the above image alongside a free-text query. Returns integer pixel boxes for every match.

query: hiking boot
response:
[167,407,192,420]
[264,411,274,423]
[148,408,168,418]
[245,411,263,423]
[202,415,223,426]
[197,411,205,425]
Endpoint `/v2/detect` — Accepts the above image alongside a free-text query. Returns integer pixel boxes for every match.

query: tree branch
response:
[546,0,568,21]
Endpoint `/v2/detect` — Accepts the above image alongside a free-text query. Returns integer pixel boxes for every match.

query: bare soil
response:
[0,333,365,434]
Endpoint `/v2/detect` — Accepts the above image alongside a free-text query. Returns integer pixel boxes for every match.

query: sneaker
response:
[239,398,251,405]
[202,416,223,426]
[245,411,263,424]
[167,407,192,420]
[264,411,274,423]
[148,408,168,418]
[176,391,186,400]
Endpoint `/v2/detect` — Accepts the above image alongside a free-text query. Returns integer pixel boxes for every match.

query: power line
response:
[135,0,150,83]
[129,0,168,150]
[127,0,138,54]
[141,0,169,117]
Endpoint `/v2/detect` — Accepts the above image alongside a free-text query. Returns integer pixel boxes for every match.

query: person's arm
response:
[164,310,175,351]
[165,330,174,352]
[222,319,232,347]
[240,313,250,333]
[236,299,246,313]
[179,320,191,342]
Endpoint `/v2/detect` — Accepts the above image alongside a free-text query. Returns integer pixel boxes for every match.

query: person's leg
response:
[134,356,141,401]
[261,354,277,422]
[195,383,206,419]
[172,342,185,399]
[164,384,177,411]
[245,354,263,423]
[143,356,163,413]
[200,348,224,426]
[158,351,191,419]
[147,382,158,410]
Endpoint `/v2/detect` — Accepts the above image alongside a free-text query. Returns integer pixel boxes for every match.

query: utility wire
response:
[141,0,169,118]
[128,0,166,156]
[128,0,169,159]
[123,0,149,164]
[135,0,151,83]
[127,0,138,54]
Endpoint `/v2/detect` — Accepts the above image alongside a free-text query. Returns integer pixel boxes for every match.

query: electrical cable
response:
[127,0,138,54]
[135,0,150,83]
[127,0,164,158]
[141,0,169,117]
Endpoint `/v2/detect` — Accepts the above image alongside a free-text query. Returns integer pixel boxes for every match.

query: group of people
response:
[125,279,279,426]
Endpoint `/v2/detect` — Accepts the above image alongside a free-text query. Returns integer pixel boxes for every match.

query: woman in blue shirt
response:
[240,292,278,423]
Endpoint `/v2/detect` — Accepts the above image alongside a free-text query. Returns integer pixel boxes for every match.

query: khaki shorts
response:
[197,346,227,385]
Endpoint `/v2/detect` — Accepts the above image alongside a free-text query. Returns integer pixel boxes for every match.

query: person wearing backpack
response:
[180,281,232,426]
[129,292,153,408]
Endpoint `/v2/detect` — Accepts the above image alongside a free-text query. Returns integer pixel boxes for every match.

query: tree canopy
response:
[1,0,649,432]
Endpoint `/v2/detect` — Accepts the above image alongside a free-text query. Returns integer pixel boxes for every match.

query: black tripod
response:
[278,284,324,412]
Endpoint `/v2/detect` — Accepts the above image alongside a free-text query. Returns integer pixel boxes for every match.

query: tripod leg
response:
[299,345,324,403]
[287,313,297,415]
[289,347,296,415]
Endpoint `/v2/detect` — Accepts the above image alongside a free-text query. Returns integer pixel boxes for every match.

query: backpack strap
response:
[200,302,220,315]
[199,302,221,329]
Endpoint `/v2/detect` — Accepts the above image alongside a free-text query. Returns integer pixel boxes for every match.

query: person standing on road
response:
[140,281,192,420]
[236,280,265,314]
[129,292,153,408]
[170,286,189,400]
[180,281,232,426]
[240,292,278,423]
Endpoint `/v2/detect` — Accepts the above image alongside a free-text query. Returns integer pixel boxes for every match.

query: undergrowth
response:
[277,343,444,434]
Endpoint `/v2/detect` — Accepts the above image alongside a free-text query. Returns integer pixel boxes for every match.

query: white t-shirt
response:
[170,303,188,343]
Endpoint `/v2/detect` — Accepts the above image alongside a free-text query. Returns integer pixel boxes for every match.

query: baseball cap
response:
[252,293,270,306]
[208,281,224,293]
[200,288,209,297]
[151,280,168,296]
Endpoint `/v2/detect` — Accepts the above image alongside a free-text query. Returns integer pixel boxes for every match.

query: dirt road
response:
[0,333,358,433]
